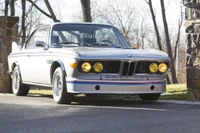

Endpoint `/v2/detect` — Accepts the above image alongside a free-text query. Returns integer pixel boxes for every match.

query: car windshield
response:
[51,24,130,48]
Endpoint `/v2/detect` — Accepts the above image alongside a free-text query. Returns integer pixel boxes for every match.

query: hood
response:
[64,47,169,60]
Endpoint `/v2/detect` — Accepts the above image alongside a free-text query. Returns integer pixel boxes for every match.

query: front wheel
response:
[12,67,29,96]
[52,67,73,104]
[139,93,161,101]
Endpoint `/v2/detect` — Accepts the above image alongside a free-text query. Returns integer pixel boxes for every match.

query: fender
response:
[57,60,67,76]
[50,60,67,83]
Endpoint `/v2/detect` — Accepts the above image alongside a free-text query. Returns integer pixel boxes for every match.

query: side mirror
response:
[132,44,139,49]
[36,41,48,50]
[17,42,24,50]
[36,41,46,47]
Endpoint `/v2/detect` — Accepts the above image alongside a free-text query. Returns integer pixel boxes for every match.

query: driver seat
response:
[51,36,59,46]
[83,38,96,44]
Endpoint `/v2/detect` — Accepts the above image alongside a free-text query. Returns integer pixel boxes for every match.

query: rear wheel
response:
[12,67,29,96]
[52,67,73,104]
[139,93,161,101]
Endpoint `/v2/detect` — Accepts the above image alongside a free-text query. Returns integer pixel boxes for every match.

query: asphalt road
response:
[0,94,200,133]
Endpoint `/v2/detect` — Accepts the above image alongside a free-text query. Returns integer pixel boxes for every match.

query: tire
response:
[12,67,29,96]
[139,93,161,101]
[52,67,73,104]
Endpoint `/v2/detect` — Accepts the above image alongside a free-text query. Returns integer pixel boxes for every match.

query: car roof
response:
[36,22,115,29]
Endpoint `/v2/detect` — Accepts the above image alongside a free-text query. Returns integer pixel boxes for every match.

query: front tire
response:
[12,67,29,96]
[52,67,73,104]
[139,93,161,101]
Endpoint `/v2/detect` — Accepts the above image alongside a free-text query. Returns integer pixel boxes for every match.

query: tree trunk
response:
[21,0,26,43]
[81,0,92,22]
[147,0,162,51]
[44,0,60,22]
[160,0,178,84]
[10,0,15,16]
[4,0,9,16]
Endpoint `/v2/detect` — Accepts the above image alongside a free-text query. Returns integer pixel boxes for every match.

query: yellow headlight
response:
[82,62,91,72]
[159,63,168,73]
[93,62,103,73]
[149,63,158,73]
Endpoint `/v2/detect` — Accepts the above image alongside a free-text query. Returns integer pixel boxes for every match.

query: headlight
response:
[93,62,103,73]
[82,62,91,72]
[149,63,158,73]
[159,63,168,73]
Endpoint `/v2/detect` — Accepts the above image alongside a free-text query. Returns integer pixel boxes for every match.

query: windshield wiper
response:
[58,42,92,47]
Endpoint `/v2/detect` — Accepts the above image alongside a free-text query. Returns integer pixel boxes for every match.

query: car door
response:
[21,26,50,85]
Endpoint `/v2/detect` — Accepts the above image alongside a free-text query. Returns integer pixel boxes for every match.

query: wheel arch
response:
[11,62,22,79]
[50,60,66,83]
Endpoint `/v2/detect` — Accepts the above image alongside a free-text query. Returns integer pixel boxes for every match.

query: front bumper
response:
[66,79,166,94]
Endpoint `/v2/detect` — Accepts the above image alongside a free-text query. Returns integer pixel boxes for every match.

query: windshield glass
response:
[51,24,130,48]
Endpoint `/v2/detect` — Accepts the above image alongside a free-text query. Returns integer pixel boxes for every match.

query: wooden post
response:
[0,16,19,93]
[184,0,200,100]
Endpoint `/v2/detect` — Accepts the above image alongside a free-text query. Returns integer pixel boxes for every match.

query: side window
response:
[25,30,38,49]
[25,26,49,49]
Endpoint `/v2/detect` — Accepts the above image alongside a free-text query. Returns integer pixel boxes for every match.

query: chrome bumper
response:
[66,79,166,94]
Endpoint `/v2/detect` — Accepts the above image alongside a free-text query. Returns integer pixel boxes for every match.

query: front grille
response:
[121,61,135,76]
[135,61,151,74]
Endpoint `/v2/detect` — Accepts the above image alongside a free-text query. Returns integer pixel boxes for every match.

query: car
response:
[8,22,170,104]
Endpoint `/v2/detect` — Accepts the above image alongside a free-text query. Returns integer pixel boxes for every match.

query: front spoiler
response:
[66,79,166,94]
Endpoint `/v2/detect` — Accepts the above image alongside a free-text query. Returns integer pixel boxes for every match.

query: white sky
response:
[54,0,182,28]
[14,0,182,30]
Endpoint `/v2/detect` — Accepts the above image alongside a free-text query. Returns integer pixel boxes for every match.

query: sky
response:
[12,0,183,33]
[50,0,182,29]
[12,0,182,27]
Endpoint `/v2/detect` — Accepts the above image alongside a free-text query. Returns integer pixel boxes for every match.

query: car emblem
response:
[126,55,132,58]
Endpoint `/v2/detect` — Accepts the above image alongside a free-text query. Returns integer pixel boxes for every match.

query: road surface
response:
[0,94,200,133]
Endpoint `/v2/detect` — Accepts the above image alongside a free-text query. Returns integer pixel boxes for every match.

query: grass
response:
[160,84,187,100]
[29,89,52,96]
[29,84,188,100]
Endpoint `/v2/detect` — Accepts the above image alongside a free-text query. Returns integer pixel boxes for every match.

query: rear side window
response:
[25,26,49,49]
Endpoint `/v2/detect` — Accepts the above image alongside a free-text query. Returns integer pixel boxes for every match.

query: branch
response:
[44,0,60,22]
[26,0,52,19]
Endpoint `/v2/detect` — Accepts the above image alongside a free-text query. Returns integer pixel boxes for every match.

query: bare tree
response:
[21,0,26,43]
[26,0,60,22]
[10,0,15,16]
[91,0,150,47]
[173,2,183,61]
[145,0,162,50]
[4,0,8,16]
[81,0,92,22]
[160,0,178,84]
[44,0,60,22]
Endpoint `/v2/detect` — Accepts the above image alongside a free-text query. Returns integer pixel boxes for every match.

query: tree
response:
[91,0,151,47]
[145,0,172,83]
[10,0,15,16]
[26,0,60,22]
[160,0,178,84]
[4,0,8,16]
[21,0,26,43]
[145,0,162,51]
[81,0,92,22]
